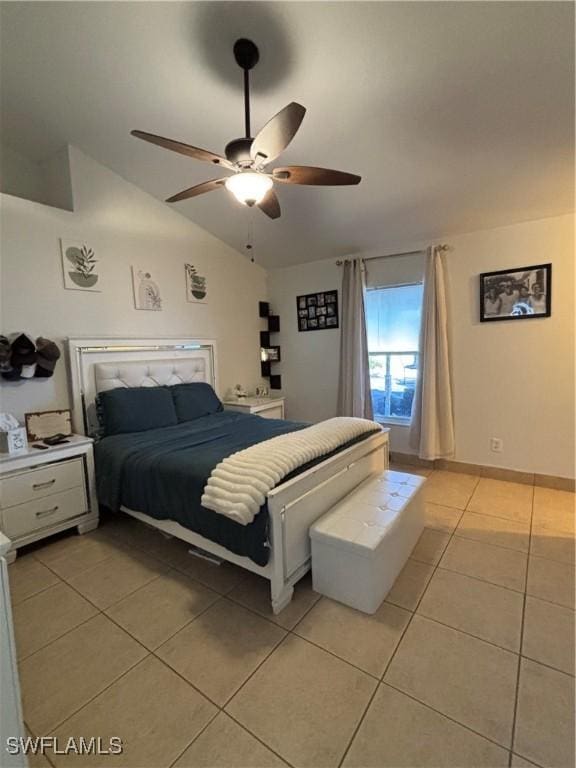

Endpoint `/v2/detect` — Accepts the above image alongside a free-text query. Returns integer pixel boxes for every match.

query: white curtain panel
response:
[337,259,374,420]
[409,246,455,459]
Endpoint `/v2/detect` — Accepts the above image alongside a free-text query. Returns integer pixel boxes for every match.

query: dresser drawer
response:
[258,405,284,420]
[0,459,84,509]
[1,486,88,539]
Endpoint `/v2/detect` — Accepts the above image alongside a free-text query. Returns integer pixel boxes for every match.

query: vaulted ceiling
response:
[1,1,573,268]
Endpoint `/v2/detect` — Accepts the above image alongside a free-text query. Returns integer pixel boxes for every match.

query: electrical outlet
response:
[490,438,503,453]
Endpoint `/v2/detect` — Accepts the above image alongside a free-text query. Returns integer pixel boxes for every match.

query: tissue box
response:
[0,427,28,455]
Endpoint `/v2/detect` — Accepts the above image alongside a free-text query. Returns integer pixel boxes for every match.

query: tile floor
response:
[8,469,575,768]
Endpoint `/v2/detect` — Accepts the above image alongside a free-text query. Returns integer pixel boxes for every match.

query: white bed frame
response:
[67,337,389,613]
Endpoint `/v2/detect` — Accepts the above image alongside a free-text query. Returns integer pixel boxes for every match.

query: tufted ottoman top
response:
[310,470,427,554]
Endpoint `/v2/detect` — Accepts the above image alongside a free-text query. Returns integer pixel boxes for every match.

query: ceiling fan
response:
[131,39,361,220]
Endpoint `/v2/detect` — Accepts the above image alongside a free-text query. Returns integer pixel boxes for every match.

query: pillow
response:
[171,382,223,422]
[98,386,178,436]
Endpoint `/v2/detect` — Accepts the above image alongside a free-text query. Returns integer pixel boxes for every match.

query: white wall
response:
[269,214,575,478]
[41,146,74,211]
[0,144,74,211]
[0,146,267,420]
[0,144,47,207]
[447,215,574,478]
[269,259,341,424]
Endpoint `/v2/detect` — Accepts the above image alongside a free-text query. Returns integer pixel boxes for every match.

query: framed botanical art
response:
[297,290,339,331]
[132,266,163,311]
[60,239,101,291]
[185,263,207,303]
[480,264,551,322]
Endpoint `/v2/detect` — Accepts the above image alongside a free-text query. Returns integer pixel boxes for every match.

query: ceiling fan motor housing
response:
[225,137,254,166]
[233,39,260,71]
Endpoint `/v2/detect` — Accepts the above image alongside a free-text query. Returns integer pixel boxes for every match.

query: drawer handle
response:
[35,506,59,519]
[32,479,56,490]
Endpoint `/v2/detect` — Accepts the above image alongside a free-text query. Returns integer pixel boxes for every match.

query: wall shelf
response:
[259,302,281,390]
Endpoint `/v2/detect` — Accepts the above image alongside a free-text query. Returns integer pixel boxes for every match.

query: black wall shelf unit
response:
[259,301,281,390]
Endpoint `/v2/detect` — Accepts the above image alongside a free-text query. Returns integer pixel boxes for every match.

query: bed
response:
[67,337,389,613]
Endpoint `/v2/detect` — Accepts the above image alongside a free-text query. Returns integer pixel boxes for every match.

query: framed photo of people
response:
[480,264,551,322]
[297,290,339,331]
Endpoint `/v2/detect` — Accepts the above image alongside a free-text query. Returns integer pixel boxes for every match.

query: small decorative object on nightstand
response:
[223,396,285,420]
[0,434,98,563]
[233,383,247,399]
[0,413,28,456]
[0,427,27,456]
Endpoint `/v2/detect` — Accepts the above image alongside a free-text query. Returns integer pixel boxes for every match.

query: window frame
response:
[365,280,423,426]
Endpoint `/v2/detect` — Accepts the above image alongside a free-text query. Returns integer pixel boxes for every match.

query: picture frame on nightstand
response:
[25,409,72,441]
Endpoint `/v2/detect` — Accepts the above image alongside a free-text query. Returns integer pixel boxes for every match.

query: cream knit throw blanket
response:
[201,417,380,525]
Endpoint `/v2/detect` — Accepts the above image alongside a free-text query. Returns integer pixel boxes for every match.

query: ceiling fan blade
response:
[257,188,281,219]
[250,103,306,166]
[166,178,226,203]
[273,166,361,186]
[131,130,234,169]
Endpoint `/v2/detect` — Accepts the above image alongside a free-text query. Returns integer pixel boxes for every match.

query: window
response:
[365,283,423,422]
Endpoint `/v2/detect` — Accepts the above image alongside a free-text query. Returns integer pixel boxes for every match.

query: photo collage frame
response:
[297,290,339,332]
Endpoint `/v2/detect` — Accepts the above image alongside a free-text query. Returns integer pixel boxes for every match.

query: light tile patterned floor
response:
[8,469,575,768]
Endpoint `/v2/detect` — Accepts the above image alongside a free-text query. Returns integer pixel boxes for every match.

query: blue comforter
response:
[95,411,307,565]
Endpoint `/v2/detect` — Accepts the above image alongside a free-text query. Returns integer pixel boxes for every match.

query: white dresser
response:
[0,436,98,563]
[223,396,285,420]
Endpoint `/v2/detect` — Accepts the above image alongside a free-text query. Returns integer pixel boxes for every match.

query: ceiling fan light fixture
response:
[225,172,273,206]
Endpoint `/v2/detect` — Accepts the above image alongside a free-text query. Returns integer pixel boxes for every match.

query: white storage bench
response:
[310,470,426,614]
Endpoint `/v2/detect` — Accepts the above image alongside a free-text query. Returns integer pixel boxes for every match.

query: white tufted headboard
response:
[95,359,208,393]
[67,338,217,436]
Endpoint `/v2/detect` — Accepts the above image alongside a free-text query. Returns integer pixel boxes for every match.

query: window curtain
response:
[337,258,374,420]
[409,245,455,459]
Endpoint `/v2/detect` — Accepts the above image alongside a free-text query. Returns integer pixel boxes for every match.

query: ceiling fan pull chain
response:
[246,209,255,262]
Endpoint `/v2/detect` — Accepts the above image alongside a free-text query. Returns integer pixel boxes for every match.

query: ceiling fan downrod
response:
[225,39,260,165]
[243,67,251,138]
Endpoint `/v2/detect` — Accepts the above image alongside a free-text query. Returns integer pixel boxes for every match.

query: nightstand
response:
[223,396,285,420]
[0,435,98,563]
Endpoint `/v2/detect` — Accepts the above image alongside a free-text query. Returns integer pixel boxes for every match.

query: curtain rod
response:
[335,244,449,266]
